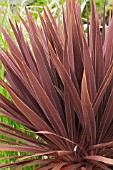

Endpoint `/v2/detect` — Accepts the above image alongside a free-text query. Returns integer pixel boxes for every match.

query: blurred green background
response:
[0,0,113,169]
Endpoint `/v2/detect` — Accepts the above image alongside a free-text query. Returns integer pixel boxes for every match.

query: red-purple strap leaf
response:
[98,89,113,143]
[81,72,96,145]
[82,30,96,102]
[48,42,84,126]
[84,155,113,165]
[103,15,113,73]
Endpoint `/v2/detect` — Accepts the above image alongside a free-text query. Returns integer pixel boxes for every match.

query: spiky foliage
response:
[0,0,113,169]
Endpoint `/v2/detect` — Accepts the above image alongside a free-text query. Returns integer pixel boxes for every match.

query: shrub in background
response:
[0,0,113,169]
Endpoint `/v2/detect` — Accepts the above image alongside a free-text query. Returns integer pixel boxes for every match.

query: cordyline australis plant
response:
[0,0,113,169]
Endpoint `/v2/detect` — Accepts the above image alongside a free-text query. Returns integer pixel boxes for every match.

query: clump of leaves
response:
[0,0,113,169]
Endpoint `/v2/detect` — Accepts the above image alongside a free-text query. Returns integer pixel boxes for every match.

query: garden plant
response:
[0,0,113,169]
